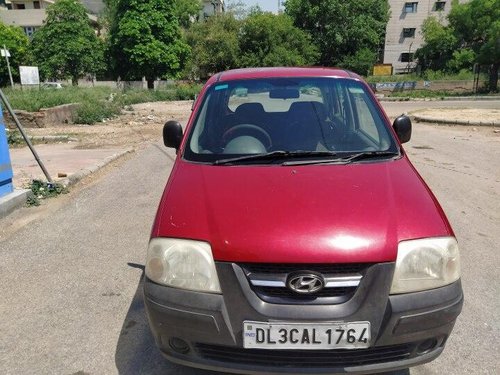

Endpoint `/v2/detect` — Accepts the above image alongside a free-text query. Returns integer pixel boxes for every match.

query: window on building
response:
[434,1,446,11]
[23,26,36,37]
[403,28,416,37]
[401,53,414,63]
[14,3,26,9]
[404,2,418,13]
[33,1,41,9]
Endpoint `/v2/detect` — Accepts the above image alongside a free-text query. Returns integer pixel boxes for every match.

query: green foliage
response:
[4,84,202,124]
[75,100,121,124]
[447,49,476,71]
[174,0,202,28]
[238,11,319,67]
[185,11,318,79]
[108,0,190,88]
[31,0,104,85]
[0,23,31,86]
[3,86,114,112]
[340,48,378,77]
[185,13,241,79]
[6,128,23,146]
[26,180,68,207]
[448,0,500,91]
[366,70,479,83]
[285,0,389,73]
[416,0,499,91]
[415,17,457,71]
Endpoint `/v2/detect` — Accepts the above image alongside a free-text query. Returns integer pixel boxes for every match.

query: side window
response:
[348,87,381,143]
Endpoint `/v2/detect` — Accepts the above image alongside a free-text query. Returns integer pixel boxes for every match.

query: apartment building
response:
[0,0,99,37]
[383,0,464,73]
[201,0,224,20]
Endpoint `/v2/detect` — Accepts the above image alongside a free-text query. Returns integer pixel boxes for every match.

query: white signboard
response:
[19,66,40,85]
[1,49,10,57]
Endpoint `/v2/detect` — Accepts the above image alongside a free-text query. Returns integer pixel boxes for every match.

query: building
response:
[383,0,466,74]
[201,0,224,20]
[0,0,100,38]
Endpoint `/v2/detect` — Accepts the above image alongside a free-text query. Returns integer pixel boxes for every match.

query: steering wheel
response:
[222,124,272,150]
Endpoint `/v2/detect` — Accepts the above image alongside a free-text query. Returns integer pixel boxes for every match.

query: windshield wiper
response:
[213,151,338,165]
[282,151,400,166]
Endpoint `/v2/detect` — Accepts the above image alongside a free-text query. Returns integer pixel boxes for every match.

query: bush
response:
[174,83,202,100]
[3,83,203,125]
[75,101,121,124]
[26,179,68,206]
[6,128,23,146]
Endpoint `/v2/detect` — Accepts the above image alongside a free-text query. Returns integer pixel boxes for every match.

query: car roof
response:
[207,67,360,85]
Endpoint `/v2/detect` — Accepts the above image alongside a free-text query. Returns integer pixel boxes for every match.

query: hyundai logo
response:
[287,273,325,294]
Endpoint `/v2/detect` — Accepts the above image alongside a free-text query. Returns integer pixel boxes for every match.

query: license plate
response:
[243,321,371,350]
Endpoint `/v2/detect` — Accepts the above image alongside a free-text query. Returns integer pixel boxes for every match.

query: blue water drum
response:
[0,103,14,197]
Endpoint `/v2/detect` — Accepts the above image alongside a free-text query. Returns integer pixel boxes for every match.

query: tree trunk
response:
[72,76,79,86]
[489,63,499,93]
[147,78,155,90]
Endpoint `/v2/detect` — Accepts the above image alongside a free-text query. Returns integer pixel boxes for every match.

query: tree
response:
[414,17,458,72]
[185,13,241,79]
[226,0,249,20]
[0,23,31,86]
[238,11,319,67]
[174,0,202,28]
[285,0,389,73]
[108,0,190,88]
[31,0,104,85]
[448,0,500,92]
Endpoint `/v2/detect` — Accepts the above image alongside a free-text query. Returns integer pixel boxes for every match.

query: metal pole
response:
[3,45,14,88]
[0,88,53,183]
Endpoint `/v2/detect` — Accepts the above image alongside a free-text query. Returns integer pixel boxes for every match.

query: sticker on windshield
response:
[215,84,229,91]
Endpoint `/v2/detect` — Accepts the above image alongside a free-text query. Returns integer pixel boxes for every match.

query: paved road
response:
[0,101,499,374]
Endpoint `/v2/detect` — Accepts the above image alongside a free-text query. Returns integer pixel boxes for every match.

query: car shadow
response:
[115,263,411,375]
[114,263,222,375]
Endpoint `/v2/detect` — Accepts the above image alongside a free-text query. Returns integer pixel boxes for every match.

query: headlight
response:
[145,238,221,293]
[390,237,460,294]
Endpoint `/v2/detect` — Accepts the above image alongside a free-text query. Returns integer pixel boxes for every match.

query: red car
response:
[144,67,463,374]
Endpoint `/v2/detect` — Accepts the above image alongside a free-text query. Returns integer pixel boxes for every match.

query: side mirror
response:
[163,120,183,150]
[393,115,412,143]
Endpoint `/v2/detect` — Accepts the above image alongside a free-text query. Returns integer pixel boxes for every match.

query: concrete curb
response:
[0,189,31,219]
[412,115,500,127]
[379,96,500,102]
[61,148,135,187]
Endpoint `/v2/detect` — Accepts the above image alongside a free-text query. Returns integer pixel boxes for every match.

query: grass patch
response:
[26,179,68,207]
[3,83,203,125]
[366,70,485,83]
[386,90,480,99]
[3,86,114,112]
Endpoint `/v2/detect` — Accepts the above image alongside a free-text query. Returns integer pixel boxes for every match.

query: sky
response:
[242,0,280,13]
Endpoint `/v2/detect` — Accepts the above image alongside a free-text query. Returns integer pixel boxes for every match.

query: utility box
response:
[0,103,14,198]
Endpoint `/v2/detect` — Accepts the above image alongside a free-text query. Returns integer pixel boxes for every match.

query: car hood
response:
[152,157,452,263]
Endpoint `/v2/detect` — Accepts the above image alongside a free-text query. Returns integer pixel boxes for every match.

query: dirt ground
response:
[18,101,194,149]
[411,107,500,123]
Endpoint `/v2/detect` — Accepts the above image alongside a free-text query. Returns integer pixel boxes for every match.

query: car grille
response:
[195,343,414,367]
[256,286,356,299]
[241,263,371,274]
[239,263,372,304]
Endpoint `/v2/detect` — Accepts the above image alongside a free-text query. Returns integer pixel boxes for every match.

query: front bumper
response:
[144,262,463,374]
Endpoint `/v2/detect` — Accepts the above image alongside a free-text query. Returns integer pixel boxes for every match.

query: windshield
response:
[184,78,398,164]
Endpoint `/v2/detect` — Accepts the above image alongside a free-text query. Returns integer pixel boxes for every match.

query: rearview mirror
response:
[269,88,300,99]
[393,115,412,143]
[163,120,183,150]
